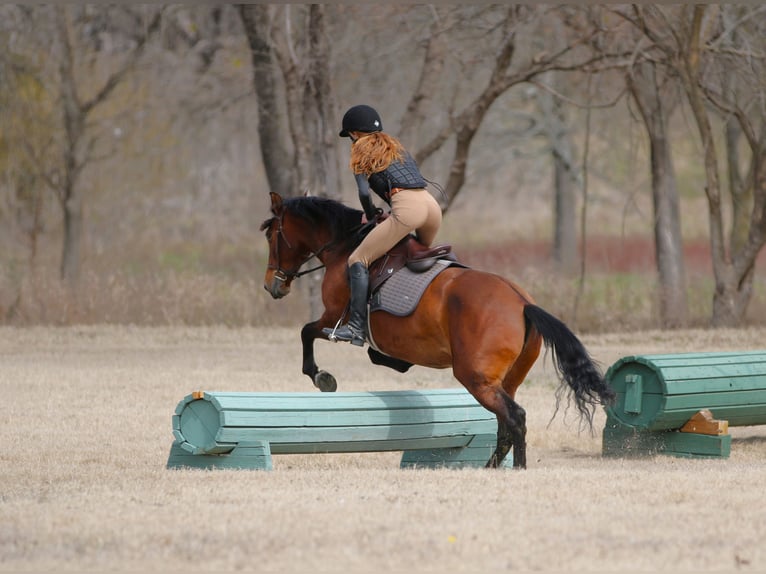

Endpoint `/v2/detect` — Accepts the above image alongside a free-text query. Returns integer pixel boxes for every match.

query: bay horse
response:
[260,192,615,469]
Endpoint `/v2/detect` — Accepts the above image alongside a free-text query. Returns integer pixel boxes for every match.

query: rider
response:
[324,104,443,346]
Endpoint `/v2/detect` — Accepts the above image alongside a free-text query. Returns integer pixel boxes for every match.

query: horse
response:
[260,192,615,469]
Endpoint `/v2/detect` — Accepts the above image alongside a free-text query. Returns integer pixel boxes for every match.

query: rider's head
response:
[339,105,382,138]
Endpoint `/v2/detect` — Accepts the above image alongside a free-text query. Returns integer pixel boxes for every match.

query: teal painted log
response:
[167,389,511,470]
[605,351,766,431]
[603,351,766,459]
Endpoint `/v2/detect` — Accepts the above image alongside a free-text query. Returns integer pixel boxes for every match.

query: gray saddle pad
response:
[369,259,453,317]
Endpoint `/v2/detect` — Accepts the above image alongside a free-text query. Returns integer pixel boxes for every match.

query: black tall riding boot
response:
[324,262,369,346]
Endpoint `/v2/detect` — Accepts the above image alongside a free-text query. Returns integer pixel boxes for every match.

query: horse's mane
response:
[261,195,365,250]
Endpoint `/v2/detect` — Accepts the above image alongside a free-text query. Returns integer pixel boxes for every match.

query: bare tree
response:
[627,60,688,327]
[536,78,580,274]
[50,6,162,284]
[402,6,614,212]
[624,5,766,326]
[237,4,341,199]
[397,6,455,152]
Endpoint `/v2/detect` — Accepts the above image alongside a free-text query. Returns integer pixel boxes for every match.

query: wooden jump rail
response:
[603,351,766,458]
[167,389,511,470]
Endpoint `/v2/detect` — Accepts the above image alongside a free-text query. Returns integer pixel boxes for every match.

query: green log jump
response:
[167,388,511,470]
[603,351,766,458]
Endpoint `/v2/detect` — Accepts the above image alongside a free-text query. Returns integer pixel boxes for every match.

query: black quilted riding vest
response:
[367,152,427,202]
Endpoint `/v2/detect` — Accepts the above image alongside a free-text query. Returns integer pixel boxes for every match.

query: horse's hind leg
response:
[500,395,526,469]
[488,411,513,468]
[463,382,526,469]
[502,329,542,401]
[487,331,542,468]
[490,329,539,467]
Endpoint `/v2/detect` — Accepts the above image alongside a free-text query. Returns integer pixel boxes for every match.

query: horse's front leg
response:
[301,321,338,392]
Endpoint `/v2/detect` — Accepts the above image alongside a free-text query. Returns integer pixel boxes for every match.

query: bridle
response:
[267,213,332,284]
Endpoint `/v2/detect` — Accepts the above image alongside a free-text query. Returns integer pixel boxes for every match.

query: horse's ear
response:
[303,189,312,197]
[269,192,283,215]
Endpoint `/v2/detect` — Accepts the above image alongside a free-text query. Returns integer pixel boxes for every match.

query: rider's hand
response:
[362,208,386,225]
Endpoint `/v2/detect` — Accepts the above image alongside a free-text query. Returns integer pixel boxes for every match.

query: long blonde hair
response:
[349,132,405,175]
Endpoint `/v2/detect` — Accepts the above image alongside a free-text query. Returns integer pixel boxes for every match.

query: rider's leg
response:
[322,214,410,346]
[324,262,369,346]
[411,191,442,246]
[323,190,441,346]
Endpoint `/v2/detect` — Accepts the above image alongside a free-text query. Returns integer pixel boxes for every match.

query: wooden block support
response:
[680,409,729,436]
[167,389,511,470]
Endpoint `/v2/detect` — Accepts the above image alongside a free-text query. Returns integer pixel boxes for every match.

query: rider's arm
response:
[355,173,378,222]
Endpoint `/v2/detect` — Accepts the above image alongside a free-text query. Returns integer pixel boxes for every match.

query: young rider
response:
[324,104,443,346]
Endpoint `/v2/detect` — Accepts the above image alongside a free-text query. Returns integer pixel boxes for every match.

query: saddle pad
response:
[370,259,453,317]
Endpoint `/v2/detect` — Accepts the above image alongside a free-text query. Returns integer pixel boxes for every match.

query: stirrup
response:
[323,324,366,346]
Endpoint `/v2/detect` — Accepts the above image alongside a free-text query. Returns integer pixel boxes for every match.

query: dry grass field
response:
[2,325,766,572]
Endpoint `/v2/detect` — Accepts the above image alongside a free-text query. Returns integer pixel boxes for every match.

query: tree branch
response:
[81,10,162,116]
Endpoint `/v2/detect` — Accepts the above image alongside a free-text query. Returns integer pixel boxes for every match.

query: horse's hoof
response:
[314,370,337,392]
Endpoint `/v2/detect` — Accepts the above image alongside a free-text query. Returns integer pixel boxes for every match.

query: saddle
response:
[368,235,456,294]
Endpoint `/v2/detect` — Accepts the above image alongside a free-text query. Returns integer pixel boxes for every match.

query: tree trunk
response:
[56,6,84,285]
[648,130,688,327]
[553,153,578,274]
[238,5,295,197]
[305,5,342,200]
[628,62,688,328]
[677,6,748,327]
[61,193,83,284]
[725,111,753,256]
[537,83,579,274]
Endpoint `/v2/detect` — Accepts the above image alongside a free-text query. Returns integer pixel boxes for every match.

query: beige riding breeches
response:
[348,188,442,268]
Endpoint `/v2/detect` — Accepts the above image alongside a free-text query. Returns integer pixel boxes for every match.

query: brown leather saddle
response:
[368,235,457,295]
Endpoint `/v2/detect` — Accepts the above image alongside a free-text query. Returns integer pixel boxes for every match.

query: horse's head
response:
[260,192,316,299]
[261,192,365,299]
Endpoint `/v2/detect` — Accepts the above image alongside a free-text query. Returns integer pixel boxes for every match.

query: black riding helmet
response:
[339,104,382,137]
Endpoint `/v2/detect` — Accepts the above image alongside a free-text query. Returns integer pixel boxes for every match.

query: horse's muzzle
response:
[265,277,290,299]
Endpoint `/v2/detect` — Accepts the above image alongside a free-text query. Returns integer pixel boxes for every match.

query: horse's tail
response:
[523,304,615,429]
